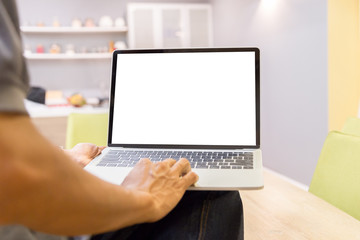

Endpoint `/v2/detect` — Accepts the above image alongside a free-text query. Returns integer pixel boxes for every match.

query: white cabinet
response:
[127,3,213,49]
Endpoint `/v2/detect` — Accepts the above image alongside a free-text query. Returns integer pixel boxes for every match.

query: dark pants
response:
[91,191,244,240]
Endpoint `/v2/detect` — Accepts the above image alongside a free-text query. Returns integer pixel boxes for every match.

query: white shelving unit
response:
[24,53,112,60]
[21,26,127,60]
[20,26,128,33]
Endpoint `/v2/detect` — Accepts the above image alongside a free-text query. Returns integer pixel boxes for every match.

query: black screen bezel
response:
[108,47,260,149]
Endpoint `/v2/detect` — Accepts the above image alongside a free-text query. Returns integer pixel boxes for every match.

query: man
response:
[0,0,243,239]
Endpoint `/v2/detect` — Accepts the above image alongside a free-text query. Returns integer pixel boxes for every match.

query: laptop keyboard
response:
[97,150,254,169]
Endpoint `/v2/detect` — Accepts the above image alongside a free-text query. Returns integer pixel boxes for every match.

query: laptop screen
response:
[108,48,260,149]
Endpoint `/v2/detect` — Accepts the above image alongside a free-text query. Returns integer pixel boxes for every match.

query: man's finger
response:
[153,158,176,173]
[96,146,106,156]
[162,158,177,167]
[170,158,191,176]
[181,171,199,189]
[138,158,152,166]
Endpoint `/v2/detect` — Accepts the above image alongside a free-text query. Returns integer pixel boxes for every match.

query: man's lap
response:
[91,191,243,240]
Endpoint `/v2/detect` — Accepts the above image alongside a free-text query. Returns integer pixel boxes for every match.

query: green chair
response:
[309,119,360,221]
[65,112,109,149]
[342,117,360,137]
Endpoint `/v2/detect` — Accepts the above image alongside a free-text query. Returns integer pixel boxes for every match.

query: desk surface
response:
[241,170,360,240]
[25,100,108,118]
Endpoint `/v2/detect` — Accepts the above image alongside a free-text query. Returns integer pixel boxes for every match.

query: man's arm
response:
[0,113,198,235]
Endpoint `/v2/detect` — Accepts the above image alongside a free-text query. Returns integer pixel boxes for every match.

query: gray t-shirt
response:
[0,0,29,114]
[0,1,67,239]
[0,225,68,240]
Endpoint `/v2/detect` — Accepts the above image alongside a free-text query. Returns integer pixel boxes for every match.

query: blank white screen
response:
[111,51,256,146]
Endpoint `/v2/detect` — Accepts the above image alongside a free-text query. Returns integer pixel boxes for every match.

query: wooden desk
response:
[241,170,360,240]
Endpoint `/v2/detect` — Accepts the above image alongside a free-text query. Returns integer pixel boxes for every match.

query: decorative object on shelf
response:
[85,18,96,27]
[97,46,108,53]
[36,44,45,53]
[72,18,82,28]
[46,90,68,106]
[23,21,31,27]
[86,97,101,107]
[68,93,87,107]
[99,16,113,27]
[52,17,61,27]
[114,17,125,27]
[36,21,45,27]
[65,44,75,55]
[24,45,32,54]
[114,41,127,50]
[89,47,98,53]
[27,86,46,104]
[79,46,88,54]
[108,40,115,52]
[49,43,61,54]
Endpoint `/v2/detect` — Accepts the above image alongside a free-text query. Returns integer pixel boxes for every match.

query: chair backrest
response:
[342,117,360,137]
[309,130,360,221]
[65,113,108,149]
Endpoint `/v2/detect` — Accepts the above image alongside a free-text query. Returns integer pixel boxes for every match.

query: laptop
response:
[85,47,263,190]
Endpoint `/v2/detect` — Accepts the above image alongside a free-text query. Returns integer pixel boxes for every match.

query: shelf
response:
[20,26,128,33]
[24,53,112,60]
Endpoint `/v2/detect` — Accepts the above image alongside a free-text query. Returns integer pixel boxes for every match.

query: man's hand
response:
[121,158,198,222]
[65,143,105,167]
